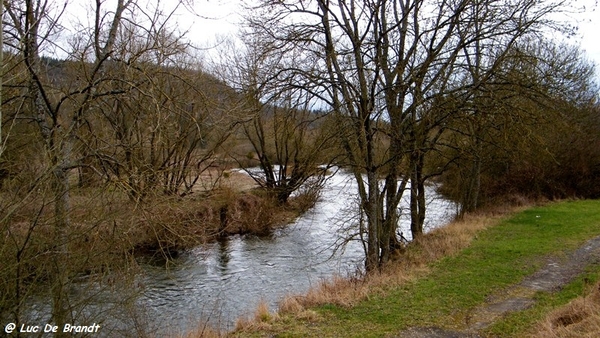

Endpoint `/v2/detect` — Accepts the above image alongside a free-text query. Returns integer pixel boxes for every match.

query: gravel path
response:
[397,236,600,337]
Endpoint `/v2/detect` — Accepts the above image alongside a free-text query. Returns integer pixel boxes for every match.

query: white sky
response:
[575,4,600,68]
[54,0,600,80]
[186,0,600,79]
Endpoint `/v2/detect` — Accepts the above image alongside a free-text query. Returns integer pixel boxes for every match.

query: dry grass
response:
[529,281,600,338]
[131,187,292,257]
[233,300,278,332]
[279,294,306,314]
[194,169,259,194]
[253,300,277,323]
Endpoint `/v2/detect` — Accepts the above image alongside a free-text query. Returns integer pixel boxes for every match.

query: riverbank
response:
[218,199,600,337]
[90,168,318,258]
[131,184,316,258]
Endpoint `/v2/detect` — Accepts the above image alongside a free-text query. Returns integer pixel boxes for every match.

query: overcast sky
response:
[185,0,600,76]
[58,0,599,79]
[574,4,600,67]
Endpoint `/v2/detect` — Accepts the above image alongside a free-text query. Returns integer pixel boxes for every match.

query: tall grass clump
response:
[233,299,278,332]
[530,281,600,338]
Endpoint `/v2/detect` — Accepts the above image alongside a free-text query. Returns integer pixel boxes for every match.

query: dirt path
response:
[397,235,600,337]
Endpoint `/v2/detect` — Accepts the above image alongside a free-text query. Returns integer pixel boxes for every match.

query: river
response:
[136,168,457,335]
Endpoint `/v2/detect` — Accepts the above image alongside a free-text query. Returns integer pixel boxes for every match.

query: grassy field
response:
[226,200,600,337]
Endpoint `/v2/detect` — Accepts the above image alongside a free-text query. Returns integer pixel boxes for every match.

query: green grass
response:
[235,200,600,337]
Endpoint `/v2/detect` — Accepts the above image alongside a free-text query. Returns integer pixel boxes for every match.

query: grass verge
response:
[228,199,600,337]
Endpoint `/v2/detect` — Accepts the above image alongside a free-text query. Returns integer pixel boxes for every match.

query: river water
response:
[137,169,457,335]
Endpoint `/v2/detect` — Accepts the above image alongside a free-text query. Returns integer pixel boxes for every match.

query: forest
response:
[1,0,599,336]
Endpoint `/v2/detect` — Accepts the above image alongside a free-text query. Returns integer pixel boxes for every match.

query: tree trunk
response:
[364,171,380,272]
[410,151,426,239]
[23,4,73,328]
[462,129,483,214]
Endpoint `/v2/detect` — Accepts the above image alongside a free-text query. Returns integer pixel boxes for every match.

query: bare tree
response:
[247,0,569,271]
[1,0,202,331]
[88,28,239,200]
[214,34,338,204]
[4,0,128,327]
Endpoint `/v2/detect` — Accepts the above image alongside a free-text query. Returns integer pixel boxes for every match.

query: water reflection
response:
[217,237,231,274]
